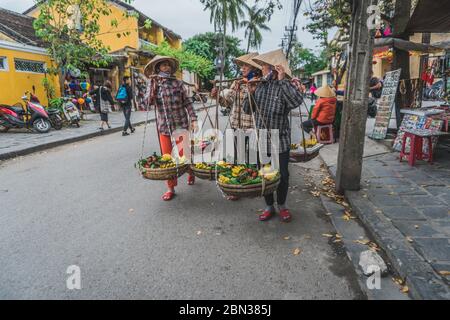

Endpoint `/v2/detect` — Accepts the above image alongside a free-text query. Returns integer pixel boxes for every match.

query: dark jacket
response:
[118,83,133,107]
[90,87,114,112]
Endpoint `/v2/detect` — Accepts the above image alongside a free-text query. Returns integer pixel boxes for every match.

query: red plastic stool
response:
[315,124,334,144]
[399,131,433,166]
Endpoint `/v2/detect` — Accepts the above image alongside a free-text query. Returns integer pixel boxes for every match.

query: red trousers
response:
[159,134,189,189]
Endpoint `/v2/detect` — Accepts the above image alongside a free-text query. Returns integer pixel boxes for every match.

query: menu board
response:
[371,69,401,140]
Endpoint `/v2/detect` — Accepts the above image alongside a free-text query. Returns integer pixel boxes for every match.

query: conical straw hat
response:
[252,49,292,79]
[234,52,262,70]
[315,85,337,98]
[144,55,179,78]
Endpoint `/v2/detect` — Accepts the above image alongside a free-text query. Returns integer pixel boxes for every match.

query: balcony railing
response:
[139,39,157,51]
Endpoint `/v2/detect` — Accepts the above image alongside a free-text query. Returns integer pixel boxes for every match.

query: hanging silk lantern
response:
[78,98,85,105]
[72,98,78,104]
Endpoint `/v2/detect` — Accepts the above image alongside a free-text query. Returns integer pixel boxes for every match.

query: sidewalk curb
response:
[0,119,151,161]
[319,154,450,300]
[0,105,214,162]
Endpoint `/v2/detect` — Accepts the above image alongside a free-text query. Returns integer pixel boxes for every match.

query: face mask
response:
[247,71,255,81]
[158,71,171,78]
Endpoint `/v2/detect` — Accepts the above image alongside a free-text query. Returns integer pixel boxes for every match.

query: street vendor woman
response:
[145,55,198,201]
[243,49,304,223]
[213,53,262,130]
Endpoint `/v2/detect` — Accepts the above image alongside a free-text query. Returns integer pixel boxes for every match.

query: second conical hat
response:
[315,85,337,98]
[234,52,262,70]
[252,49,292,78]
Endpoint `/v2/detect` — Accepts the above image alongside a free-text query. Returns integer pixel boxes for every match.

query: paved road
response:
[0,110,364,299]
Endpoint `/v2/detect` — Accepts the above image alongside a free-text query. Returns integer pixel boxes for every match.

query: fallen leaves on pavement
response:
[293,248,302,256]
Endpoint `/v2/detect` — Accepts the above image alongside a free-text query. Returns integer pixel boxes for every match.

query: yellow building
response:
[24,0,183,92]
[0,8,60,106]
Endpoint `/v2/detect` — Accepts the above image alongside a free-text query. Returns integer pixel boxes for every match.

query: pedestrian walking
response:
[244,49,304,223]
[145,55,198,201]
[310,82,318,102]
[117,76,135,136]
[91,81,115,131]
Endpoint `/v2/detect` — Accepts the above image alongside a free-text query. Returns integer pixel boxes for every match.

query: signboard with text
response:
[371,69,401,140]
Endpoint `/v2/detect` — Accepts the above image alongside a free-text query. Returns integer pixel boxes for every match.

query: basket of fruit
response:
[137,153,189,181]
[217,165,280,198]
[290,138,323,163]
[191,161,230,181]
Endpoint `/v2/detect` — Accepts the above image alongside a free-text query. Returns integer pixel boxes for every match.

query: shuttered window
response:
[14,59,46,73]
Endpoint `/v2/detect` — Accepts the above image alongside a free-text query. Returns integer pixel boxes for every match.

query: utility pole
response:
[285,0,303,57]
[335,0,377,193]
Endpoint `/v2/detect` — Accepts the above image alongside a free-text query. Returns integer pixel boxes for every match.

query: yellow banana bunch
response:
[259,165,279,181]
[232,166,245,177]
[218,175,231,184]
[161,154,173,162]
[195,163,211,170]
[301,138,318,148]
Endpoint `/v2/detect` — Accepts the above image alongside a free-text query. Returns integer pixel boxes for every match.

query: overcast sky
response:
[0,0,322,53]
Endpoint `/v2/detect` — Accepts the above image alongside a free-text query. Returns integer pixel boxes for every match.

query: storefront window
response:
[317,76,323,87]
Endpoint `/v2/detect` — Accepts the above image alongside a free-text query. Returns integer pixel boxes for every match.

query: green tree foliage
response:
[289,43,328,78]
[240,5,271,53]
[200,0,248,33]
[33,0,142,94]
[183,32,245,79]
[147,42,215,79]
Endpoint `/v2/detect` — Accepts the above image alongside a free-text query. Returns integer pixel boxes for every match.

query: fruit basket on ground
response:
[137,153,189,181]
[217,164,280,198]
[290,138,324,163]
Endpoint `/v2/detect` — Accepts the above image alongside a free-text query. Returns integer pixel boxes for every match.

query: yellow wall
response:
[26,1,181,52]
[0,45,60,106]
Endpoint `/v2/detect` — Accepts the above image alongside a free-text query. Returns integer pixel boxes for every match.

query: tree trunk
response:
[246,30,252,54]
[335,0,376,193]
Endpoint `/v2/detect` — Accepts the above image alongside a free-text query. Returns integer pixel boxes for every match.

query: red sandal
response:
[279,209,292,223]
[188,175,195,186]
[259,209,275,222]
[162,191,175,201]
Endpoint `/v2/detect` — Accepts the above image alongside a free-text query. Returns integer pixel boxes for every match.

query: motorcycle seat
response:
[1,104,24,114]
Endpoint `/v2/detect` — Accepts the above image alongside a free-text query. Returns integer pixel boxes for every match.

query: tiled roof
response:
[0,7,43,47]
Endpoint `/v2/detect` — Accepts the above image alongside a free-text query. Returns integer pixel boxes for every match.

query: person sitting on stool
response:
[302,85,337,134]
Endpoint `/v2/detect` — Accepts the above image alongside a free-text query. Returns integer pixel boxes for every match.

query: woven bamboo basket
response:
[190,165,223,181]
[218,176,281,198]
[290,144,324,163]
[140,164,189,181]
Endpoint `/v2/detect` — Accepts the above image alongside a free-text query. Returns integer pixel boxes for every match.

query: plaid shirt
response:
[151,78,197,135]
[229,81,254,130]
[243,79,304,153]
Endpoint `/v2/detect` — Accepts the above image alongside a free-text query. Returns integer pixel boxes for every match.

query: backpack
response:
[116,85,128,102]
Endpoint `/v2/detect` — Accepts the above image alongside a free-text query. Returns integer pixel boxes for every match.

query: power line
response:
[284,0,303,57]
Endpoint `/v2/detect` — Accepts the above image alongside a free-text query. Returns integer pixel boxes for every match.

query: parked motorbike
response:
[61,97,81,128]
[0,92,52,133]
[28,93,63,130]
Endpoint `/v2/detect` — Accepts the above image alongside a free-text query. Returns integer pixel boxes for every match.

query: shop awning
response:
[432,41,450,51]
[374,38,441,53]
[405,0,450,33]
